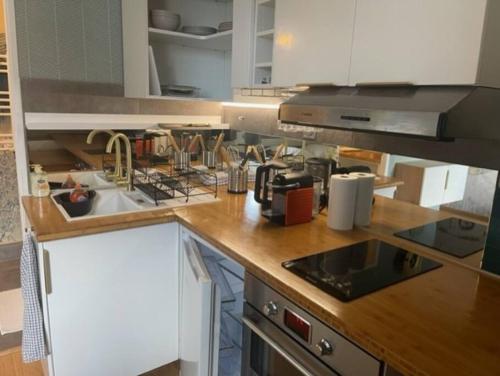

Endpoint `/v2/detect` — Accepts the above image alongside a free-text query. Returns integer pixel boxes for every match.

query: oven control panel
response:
[246,273,382,376]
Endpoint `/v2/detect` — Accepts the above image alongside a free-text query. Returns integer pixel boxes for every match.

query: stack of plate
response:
[151,9,181,31]
[181,26,217,36]
[218,21,233,32]
[161,84,200,97]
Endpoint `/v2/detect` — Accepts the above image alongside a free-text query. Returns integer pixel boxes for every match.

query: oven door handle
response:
[242,317,315,376]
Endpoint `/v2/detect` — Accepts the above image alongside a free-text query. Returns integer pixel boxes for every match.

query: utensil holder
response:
[228,166,248,194]
[174,151,191,171]
[202,150,217,169]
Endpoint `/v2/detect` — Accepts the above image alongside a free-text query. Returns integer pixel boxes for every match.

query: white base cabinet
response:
[39,223,179,376]
[36,222,245,376]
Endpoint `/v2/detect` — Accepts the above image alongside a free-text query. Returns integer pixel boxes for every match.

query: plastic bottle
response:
[30,164,50,197]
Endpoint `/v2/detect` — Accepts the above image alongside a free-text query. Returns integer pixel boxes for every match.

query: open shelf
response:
[257,0,275,6]
[149,28,233,51]
[255,62,272,68]
[256,29,274,39]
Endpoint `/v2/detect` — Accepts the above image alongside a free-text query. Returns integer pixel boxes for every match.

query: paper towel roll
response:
[327,174,358,231]
[351,172,376,226]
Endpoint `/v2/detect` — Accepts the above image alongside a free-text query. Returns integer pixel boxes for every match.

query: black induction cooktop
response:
[282,239,442,302]
[394,217,487,258]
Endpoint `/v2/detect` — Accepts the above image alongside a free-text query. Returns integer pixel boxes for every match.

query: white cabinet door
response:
[42,223,179,376]
[349,0,487,85]
[180,236,221,376]
[442,165,468,204]
[232,0,255,88]
[420,165,448,207]
[272,0,355,87]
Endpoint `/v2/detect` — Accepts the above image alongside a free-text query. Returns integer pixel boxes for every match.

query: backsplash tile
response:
[14,0,123,85]
[0,151,21,244]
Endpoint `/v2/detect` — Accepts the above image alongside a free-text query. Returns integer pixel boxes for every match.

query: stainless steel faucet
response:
[106,133,134,191]
[86,129,123,180]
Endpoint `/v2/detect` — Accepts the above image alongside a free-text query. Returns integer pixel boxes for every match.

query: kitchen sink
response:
[51,187,219,222]
[51,189,155,221]
[48,171,115,190]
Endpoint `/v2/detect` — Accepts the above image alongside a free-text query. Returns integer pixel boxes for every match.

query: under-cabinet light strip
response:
[221,102,280,110]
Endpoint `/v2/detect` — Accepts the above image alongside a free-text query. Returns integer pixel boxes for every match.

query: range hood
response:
[278,86,500,141]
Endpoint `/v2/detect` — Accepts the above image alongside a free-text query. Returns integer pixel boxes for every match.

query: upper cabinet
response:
[272,0,355,87]
[123,0,234,100]
[349,0,488,86]
[123,0,500,99]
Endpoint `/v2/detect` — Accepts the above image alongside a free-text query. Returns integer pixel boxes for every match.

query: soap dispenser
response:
[30,164,50,197]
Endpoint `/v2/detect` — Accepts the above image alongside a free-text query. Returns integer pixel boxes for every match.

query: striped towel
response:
[20,233,47,362]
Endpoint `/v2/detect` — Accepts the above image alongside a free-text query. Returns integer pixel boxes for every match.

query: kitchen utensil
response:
[250,146,263,164]
[272,144,285,161]
[203,151,217,169]
[213,133,224,153]
[239,146,252,170]
[228,163,248,194]
[167,133,181,153]
[226,145,240,163]
[219,146,231,166]
[305,157,334,192]
[174,151,191,171]
[188,134,202,153]
[53,190,96,218]
[181,26,217,35]
[255,144,266,163]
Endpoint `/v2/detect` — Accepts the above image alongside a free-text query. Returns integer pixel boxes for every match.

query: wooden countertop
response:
[374,175,404,189]
[22,191,500,376]
[22,196,177,242]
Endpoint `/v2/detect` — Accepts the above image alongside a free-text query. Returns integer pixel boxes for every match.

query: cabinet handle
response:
[444,170,450,191]
[43,250,52,295]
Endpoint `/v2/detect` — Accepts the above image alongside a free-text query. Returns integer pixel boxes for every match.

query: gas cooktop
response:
[394,217,487,258]
[282,239,442,302]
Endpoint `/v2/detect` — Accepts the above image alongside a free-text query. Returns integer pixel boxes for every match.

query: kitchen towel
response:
[327,174,358,230]
[0,288,23,335]
[21,233,47,362]
[351,172,376,226]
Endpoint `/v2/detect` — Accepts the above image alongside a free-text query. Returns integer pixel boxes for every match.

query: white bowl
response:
[152,14,180,31]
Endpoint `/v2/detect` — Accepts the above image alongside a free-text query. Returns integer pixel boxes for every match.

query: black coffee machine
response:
[254,161,314,226]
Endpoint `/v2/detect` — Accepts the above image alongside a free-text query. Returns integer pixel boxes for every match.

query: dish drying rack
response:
[131,160,218,206]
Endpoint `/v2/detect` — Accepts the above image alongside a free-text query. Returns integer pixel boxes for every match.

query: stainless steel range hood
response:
[278,86,500,141]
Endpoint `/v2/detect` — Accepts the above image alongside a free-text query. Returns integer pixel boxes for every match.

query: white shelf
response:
[257,0,275,7]
[149,28,233,51]
[256,29,274,39]
[24,113,222,130]
[255,62,273,68]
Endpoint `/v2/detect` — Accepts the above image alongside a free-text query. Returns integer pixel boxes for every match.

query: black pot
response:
[53,190,96,218]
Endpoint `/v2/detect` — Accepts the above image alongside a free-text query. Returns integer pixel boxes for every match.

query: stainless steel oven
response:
[242,273,383,376]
